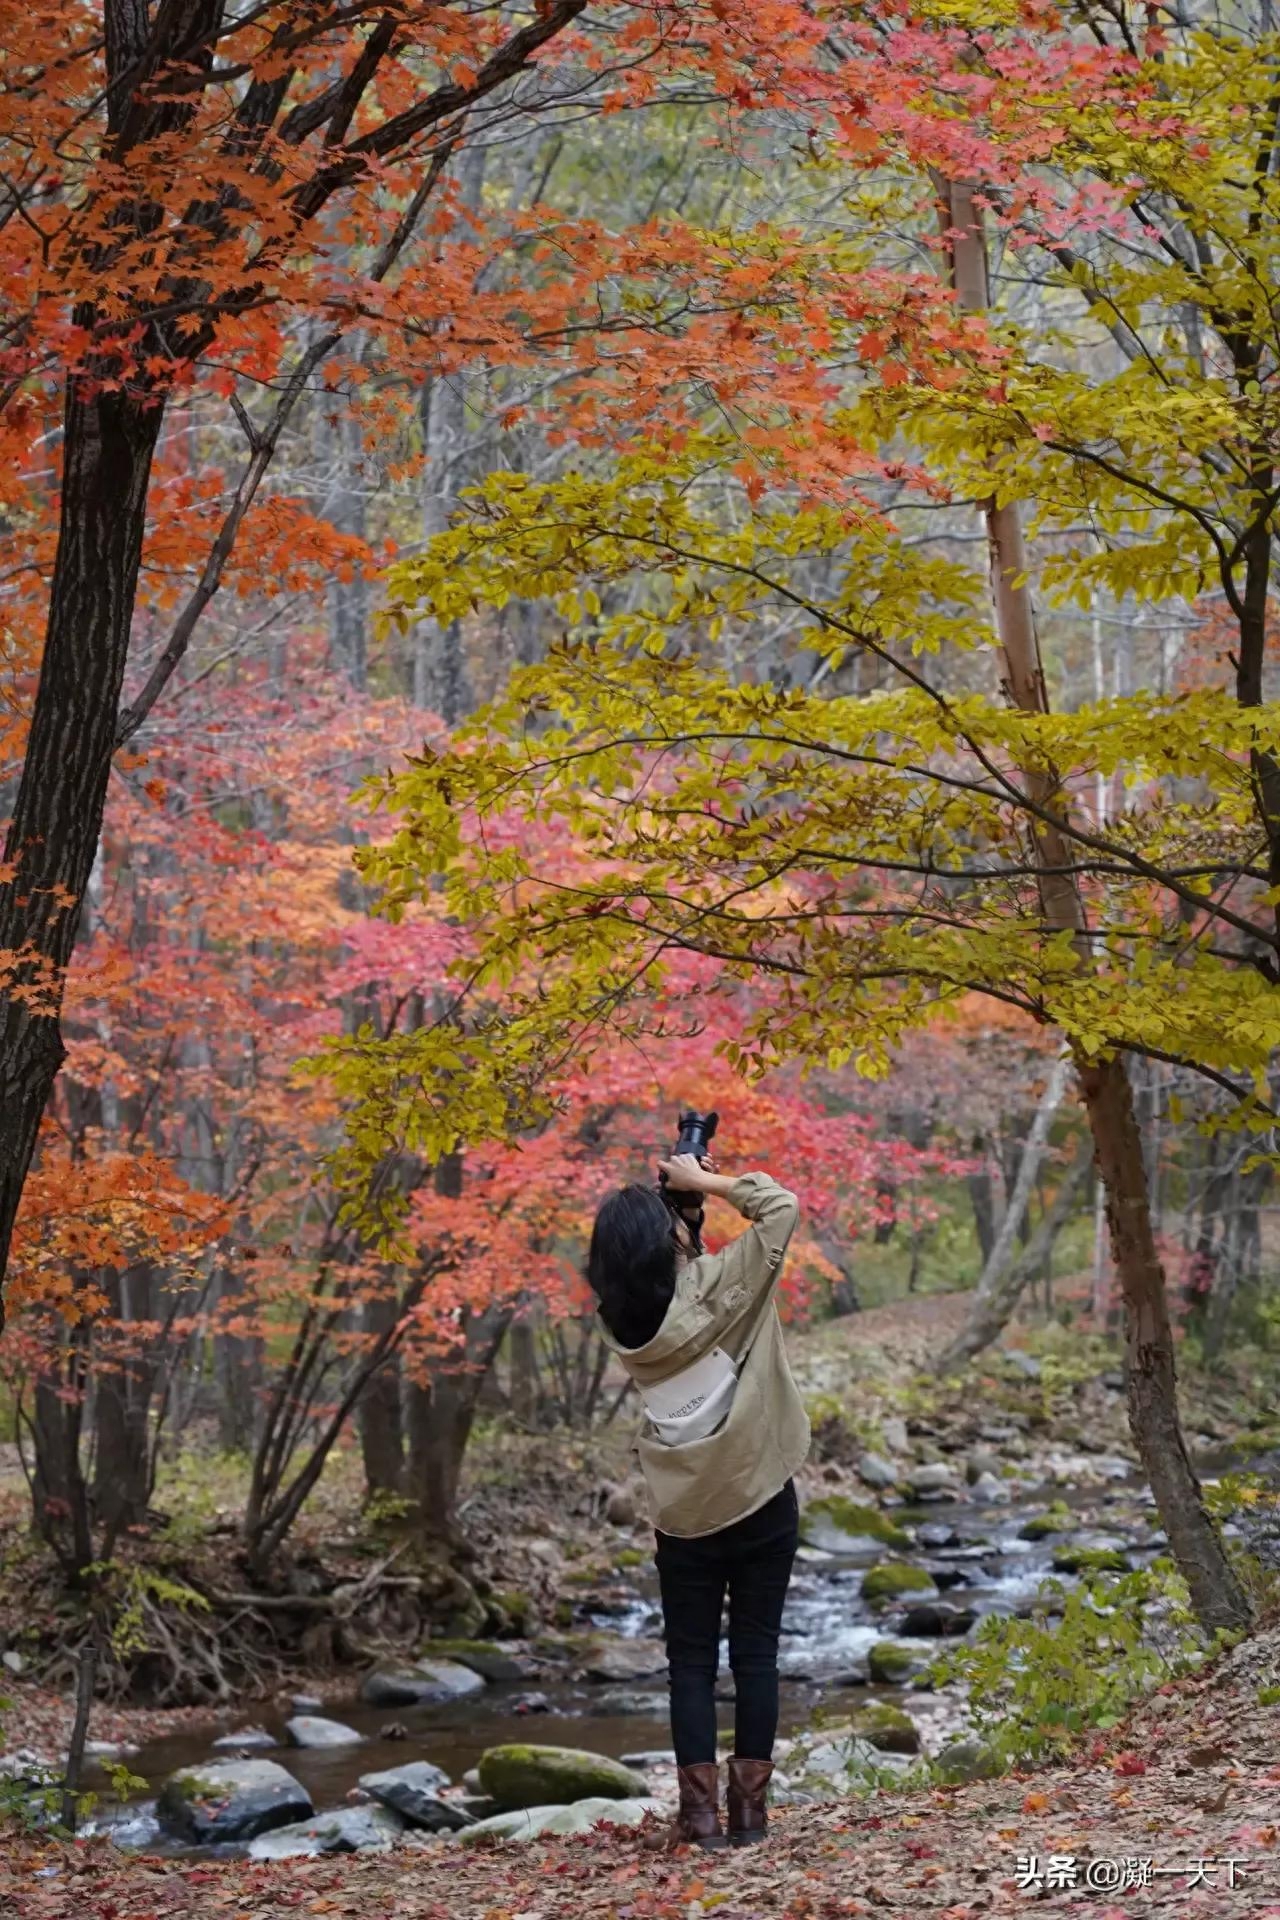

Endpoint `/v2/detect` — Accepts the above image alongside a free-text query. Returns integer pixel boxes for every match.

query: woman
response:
[586,1153,809,1849]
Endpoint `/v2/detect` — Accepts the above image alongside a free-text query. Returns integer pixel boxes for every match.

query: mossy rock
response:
[866,1639,931,1685]
[477,1744,648,1812]
[933,1738,1002,1785]
[1019,1509,1074,1541]
[802,1497,912,1554]
[1050,1545,1131,1575]
[493,1589,533,1634]
[861,1561,937,1604]
[424,1640,530,1682]
[614,1548,646,1570]
[847,1703,921,1755]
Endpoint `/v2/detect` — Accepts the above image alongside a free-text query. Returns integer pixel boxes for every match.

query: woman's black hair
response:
[586,1184,678,1349]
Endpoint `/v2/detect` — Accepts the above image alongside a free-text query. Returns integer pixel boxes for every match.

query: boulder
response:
[856,1452,899,1491]
[457,1797,660,1845]
[866,1639,932,1685]
[586,1687,667,1716]
[801,1497,912,1554]
[901,1601,977,1638]
[423,1640,533,1683]
[247,1806,404,1860]
[970,1473,1012,1506]
[1051,1544,1131,1575]
[478,1744,649,1811]
[1019,1509,1073,1541]
[965,1450,1004,1484]
[285,1715,362,1749]
[1000,1350,1042,1380]
[934,1738,1002,1784]
[360,1658,486,1708]
[212,1727,277,1753]
[359,1762,473,1832]
[605,1486,639,1528]
[846,1703,921,1755]
[792,1733,884,1787]
[583,1637,668,1683]
[906,1463,960,1497]
[157,1759,313,1845]
[861,1561,938,1604]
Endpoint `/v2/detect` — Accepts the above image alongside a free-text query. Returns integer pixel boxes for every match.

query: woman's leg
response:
[655,1529,727,1766]
[725,1480,800,1759]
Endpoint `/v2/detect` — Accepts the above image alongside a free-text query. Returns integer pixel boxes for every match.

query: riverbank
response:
[3,1618,1279,1916]
[2,1286,1278,1868]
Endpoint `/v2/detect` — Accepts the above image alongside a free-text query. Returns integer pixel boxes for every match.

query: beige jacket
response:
[598,1173,810,1537]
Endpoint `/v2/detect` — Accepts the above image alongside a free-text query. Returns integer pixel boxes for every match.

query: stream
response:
[80,1446,1172,1856]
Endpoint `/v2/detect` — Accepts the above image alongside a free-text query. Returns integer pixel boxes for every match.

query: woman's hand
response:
[658,1154,735,1198]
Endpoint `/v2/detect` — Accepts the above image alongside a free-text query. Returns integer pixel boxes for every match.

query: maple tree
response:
[325,1,1280,1633]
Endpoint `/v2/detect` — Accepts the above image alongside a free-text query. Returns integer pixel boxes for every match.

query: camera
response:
[658,1108,719,1255]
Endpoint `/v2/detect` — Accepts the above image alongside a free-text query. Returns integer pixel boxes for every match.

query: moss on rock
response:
[861,1561,937,1604]
[802,1497,912,1553]
[1050,1544,1130,1574]
[847,1702,921,1755]
[477,1743,647,1811]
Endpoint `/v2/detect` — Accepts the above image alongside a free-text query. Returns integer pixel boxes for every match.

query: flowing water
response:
[81,1459,1166,1856]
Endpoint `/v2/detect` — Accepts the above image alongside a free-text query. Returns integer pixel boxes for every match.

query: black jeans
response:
[654,1479,799,1768]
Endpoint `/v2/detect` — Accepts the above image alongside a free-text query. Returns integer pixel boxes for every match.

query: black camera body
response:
[658,1108,719,1255]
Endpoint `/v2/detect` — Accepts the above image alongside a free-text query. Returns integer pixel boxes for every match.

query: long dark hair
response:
[586,1184,677,1349]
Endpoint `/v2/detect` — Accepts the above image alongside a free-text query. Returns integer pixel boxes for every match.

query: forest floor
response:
[2,1618,1279,1917]
[3,1286,1280,1917]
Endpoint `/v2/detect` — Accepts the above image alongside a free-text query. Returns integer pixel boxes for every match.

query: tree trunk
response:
[1078,1056,1250,1628]
[0,386,166,1312]
[937,174,1251,1632]
[405,1303,511,1543]
[966,1133,998,1265]
[359,1291,405,1499]
[92,1262,163,1547]
[938,1057,1073,1370]
[941,1140,1090,1369]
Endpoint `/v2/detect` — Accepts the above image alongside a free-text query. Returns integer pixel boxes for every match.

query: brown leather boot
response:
[672,1762,727,1848]
[726,1756,773,1845]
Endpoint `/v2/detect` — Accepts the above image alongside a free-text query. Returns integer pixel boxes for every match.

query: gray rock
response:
[157,1759,313,1844]
[359,1762,472,1831]
[621,1748,676,1767]
[881,1416,910,1454]
[478,1744,649,1811]
[856,1452,899,1490]
[901,1601,977,1638]
[457,1797,660,1845]
[970,1472,1012,1506]
[586,1687,667,1716]
[291,1693,323,1711]
[583,1637,667,1683]
[605,1486,639,1528]
[285,1715,362,1749]
[907,1462,961,1495]
[212,1727,277,1752]
[917,1523,958,1549]
[965,1450,1003,1484]
[1,1649,23,1675]
[422,1643,532,1682]
[1000,1350,1041,1380]
[248,1805,404,1860]
[360,1659,486,1708]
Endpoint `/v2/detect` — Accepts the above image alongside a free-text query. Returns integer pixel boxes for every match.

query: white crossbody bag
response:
[639,1345,740,1448]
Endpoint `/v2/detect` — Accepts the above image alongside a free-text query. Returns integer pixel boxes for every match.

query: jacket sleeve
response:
[692,1172,799,1335]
